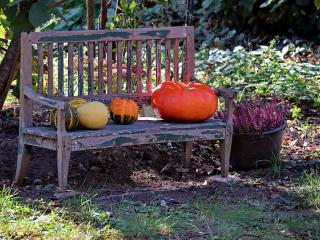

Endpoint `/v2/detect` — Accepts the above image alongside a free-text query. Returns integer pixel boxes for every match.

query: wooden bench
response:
[14,26,236,191]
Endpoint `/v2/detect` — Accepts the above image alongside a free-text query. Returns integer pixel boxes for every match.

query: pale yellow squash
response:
[78,101,109,129]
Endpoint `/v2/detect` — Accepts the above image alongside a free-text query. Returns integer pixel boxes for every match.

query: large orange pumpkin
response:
[151,81,218,122]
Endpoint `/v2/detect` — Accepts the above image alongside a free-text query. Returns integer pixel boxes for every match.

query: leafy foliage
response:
[196,41,320,107]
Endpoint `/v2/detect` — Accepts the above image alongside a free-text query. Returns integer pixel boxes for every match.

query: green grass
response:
[0,187,120,239]
[270,154,283,177]
[299,170,320,209]
[0,187,319,239]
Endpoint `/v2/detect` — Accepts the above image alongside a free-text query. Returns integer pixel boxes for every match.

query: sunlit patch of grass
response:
[115,200,198,238]
[1,187,319,239]
[194,198,320,239]
[300,170,320,209]
[0,187,120,239]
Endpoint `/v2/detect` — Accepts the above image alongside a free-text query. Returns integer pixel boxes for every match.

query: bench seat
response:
[23,117,226,151]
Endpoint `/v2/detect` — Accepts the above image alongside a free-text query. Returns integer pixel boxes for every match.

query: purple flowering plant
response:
[218,96,288,134]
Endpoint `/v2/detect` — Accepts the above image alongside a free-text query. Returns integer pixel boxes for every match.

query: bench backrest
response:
[21,26,195,104]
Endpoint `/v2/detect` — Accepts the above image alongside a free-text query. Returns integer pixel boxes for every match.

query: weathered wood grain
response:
[37,44,44,94]
[24,134,56,150]
[72,127,224,151]
[23,117,225,140]
[57,137,71,190]
[36,93,152,105]
[68,43,74,97]
[181,141,193,168]
[58,43,64,96]
[185,27,194,83]
[165,39,171,81]
[78,43,84,95]
[136,40,142,93]
[56,107,71,190]
[15,33,33,185]
[19,33,33,129]
[47,43,54,96]
[173,39,179,82]
[30,27,188,43]
[107,41,113,94]
[146,40,152,93]
[24,86,67,109]
[220,98,234,177]
[126,41,132,93]
[88,42,94,96]
[117,41,123,94]
[14,141,31,184]
[156,39,161,85]
[98,41,104,95]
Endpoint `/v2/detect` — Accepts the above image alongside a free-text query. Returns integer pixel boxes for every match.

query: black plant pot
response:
[230,123,286,169]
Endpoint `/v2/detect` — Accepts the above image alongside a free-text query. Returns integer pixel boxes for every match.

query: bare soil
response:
[0,103,319,207]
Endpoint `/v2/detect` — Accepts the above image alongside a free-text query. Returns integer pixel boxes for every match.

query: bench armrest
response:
[24,86,68,110]
[214,88,237,99]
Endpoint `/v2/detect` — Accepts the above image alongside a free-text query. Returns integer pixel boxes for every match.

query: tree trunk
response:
[99,0,108,30]
[0,33,21,110]
[86,0,95,30]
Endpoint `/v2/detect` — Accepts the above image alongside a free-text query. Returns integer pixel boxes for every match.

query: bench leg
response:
[14,140,31,185]
[57,138,71,191]
[181,141,193,168]
[220,127,233,177]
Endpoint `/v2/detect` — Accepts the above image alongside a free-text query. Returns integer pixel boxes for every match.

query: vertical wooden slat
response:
[57,43,64,96]
[165,39,171,82]
[126,41,132,93]
[173,39,179,82]
[47,43,53,96]
[156,39,161,86]
[88,42,94,95]
[117,41,123,94]
[67,43,74,97]
[20,33,33,128]
[78,43,84,96]
[37,44,43,94]
[98,41,104,95]
[146,40,152,93]
[15,33,33,185]
[185,27,195,83]
[107,41,113,95]
[136,40,142,93]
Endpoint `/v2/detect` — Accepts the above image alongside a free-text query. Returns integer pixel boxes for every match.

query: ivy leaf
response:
[29,0,53,28]
[314,0,320,9]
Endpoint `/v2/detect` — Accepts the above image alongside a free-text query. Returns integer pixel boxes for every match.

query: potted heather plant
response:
[220,96,288,169]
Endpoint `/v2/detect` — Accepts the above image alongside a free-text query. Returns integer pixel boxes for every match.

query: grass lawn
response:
[1,182,319,240]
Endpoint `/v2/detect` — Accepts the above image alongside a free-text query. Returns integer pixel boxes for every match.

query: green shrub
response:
[196,42,320,107]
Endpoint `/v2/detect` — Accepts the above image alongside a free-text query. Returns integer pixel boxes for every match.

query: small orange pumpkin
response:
[109,98,139,124]
[151,81,218,122]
